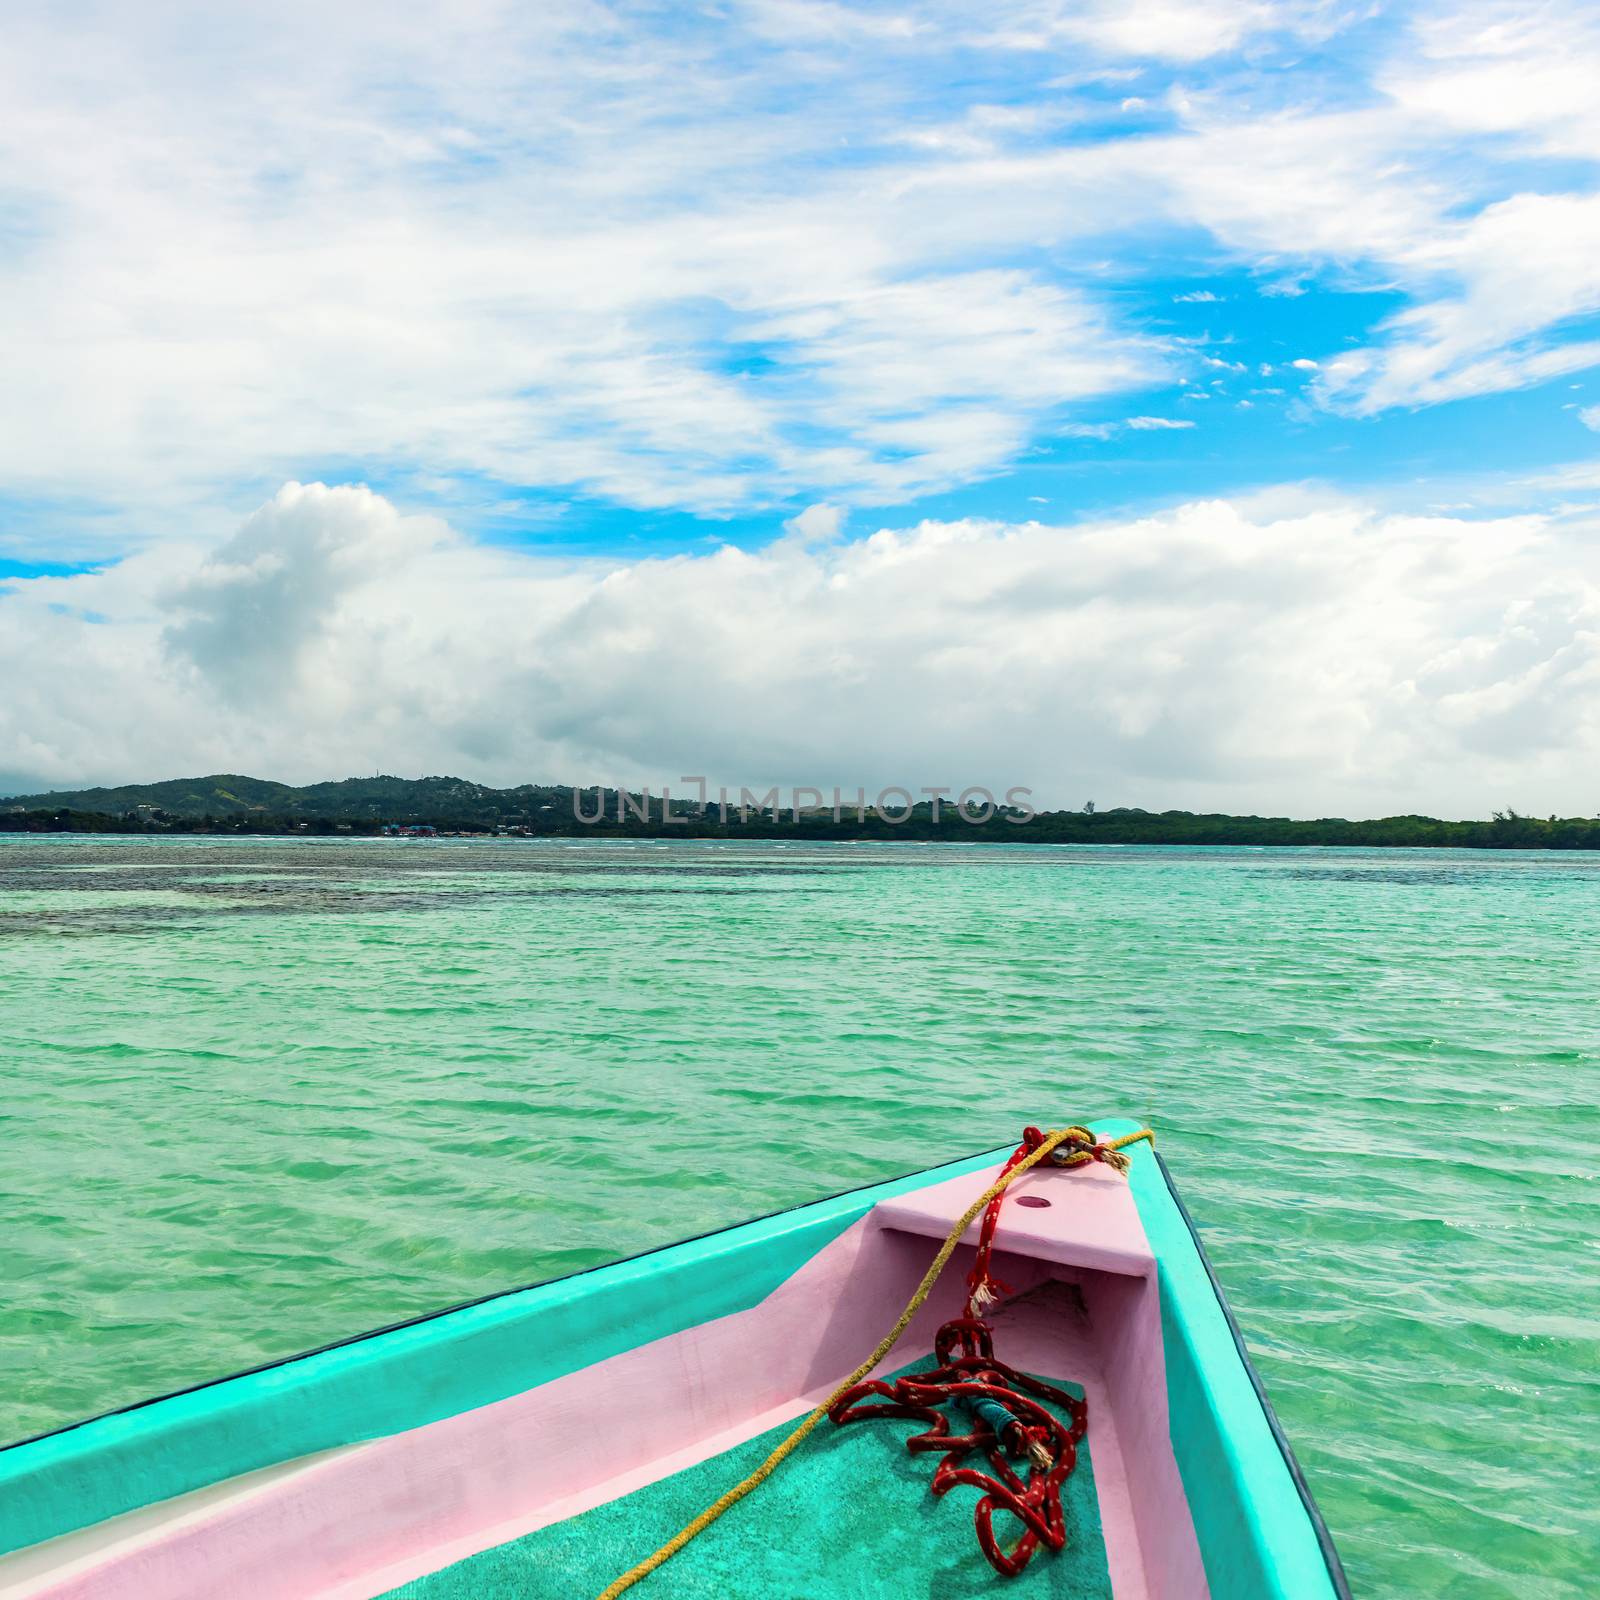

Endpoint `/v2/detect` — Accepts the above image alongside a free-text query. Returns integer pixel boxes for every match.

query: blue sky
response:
[3,2,1600,813]
[2,0,1599,568]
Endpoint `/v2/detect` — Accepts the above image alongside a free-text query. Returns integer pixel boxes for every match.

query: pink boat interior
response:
[0,1154,1210,1599]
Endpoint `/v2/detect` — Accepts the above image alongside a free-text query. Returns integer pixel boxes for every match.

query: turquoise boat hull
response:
[0,1121,1350,1598]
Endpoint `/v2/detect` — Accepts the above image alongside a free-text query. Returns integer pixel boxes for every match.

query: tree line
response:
[4,803,1598,849]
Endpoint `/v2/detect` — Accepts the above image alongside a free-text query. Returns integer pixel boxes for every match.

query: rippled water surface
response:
[3,835,1596,1597]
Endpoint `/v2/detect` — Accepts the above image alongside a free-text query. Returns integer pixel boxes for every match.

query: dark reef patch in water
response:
[1272,862,1600,885]
[0,854,822,938]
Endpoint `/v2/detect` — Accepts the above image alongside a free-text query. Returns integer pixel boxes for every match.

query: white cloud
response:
[1385,2,1600,159]
[1063,415,1196,437]
[1578,404,1600,432]
[6,481,1598,816]
[0,3,1176,555]
[1315,192,1600,414]
[2,0,1600,556]
[1012,0,1282,63]
[1523,459,1600,495]
[1290,358,1320,370]
[782,502,847,542]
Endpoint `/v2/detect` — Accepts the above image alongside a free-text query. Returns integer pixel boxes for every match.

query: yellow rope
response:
[595,1124,1154,1599]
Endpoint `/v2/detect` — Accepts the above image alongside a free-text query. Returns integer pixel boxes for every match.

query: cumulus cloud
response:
[4,483,1598,817]
[1579,404,1600,432]
[164,485,452,701]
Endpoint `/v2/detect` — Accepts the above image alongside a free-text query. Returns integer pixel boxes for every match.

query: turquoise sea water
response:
[2,836,1596,1598]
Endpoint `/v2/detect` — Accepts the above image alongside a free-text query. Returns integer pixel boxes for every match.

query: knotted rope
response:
[595,1122,1154,1598]
[964,1124,1137,1316]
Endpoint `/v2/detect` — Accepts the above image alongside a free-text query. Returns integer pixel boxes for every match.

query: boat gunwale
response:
[1153,1150,1353,1600]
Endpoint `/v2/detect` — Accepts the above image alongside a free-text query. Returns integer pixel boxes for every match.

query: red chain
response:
[829,1126,1122,1577]
[963,1126,1046,1316]
[828,1316,1087,1577]
[963,1124,1123,1317]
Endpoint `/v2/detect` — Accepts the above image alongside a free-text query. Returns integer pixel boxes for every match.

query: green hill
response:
[0,773,573,825]
[0,774,299,817]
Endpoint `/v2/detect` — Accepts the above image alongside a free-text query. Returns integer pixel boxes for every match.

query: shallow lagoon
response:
[2,835,1596,1597]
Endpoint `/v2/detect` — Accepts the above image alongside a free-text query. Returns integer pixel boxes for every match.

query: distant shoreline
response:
[3,778,1599,853]
[4,818,1598,851]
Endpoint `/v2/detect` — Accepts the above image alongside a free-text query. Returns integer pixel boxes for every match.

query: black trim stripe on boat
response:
[1154,1151,1355,1600]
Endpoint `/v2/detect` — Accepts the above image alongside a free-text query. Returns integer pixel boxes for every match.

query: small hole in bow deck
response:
[1014,1195,1051,1209]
